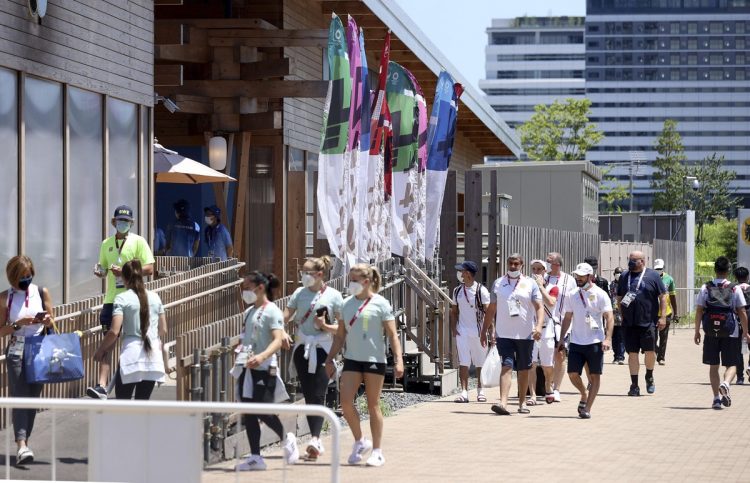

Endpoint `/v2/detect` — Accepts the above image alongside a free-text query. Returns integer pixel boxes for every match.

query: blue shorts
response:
[100,303,114,331]
[568,343,604,375]
[496,338,534,371]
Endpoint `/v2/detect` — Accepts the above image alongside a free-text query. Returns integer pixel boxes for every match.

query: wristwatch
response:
[11,322,20,331]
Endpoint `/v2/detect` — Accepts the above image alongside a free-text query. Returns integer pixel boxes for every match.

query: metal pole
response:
[629,156,634,212]
[201,350,212,463]
[190,349,202,401]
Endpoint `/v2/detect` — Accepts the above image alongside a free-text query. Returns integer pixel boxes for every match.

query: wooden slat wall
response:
[282,0,325,152]
[449,131,486,195]
[0,0,154,106]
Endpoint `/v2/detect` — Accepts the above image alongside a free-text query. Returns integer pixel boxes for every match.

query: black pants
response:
[293,345,328,438]
[115,370,156,400]
[656,320,670,362]
[238,369,285,455]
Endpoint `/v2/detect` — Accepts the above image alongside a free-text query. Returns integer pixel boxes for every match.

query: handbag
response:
[23,320,84,384]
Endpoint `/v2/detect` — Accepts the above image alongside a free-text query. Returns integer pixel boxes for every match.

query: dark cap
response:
[583,256,599,268]
[113,205,134,221]
[614,266,623,274]
[455,261,478,275]
[174,199,190,213]
[204,205,221,217]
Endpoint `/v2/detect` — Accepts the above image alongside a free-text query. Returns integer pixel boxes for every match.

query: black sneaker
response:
[86,385,108,400]
[628,385,641,397]
[646,377,655,394]
[579,411,591,419]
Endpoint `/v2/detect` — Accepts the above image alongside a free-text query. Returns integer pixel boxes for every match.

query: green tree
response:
[691,153,740,244]
[517,98,604,161]
[600,167,629,212]
[651,119,688,212]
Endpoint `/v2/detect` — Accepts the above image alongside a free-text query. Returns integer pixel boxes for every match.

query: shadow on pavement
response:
[58,457,87,465]
[665,406,712,411]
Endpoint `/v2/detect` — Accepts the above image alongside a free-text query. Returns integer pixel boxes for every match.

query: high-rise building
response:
[585,0,750,211]
[480,17,586,159]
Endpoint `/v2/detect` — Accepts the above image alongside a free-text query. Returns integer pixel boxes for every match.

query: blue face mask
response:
[627,260,637,271]
[115,220,131,234]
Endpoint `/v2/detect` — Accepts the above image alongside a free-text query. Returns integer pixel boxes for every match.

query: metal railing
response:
[0,398,341,483]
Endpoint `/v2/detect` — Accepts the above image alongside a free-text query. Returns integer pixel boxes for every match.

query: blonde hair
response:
[6,255,35,287]
[350,263,381,292]
[305,256,332,278]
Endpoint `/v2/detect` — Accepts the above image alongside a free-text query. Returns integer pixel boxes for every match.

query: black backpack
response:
[702,281,737,338]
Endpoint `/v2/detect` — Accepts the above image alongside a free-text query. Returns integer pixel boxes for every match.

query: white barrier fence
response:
[0,398,341,483]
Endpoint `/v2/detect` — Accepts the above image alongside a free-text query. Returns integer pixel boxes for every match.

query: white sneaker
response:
[283,432,299,465]
[16,446,34,466]
[365,449,385,467]
[347,437,373,465]
[306,438,325,460]
[236,454,266,471]
[553,390,562,403]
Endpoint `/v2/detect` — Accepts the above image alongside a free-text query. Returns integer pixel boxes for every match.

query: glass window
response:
[107,98,138,231]
[24,77,63,302]
[0,68,18,265]
[670,23,680,34]
[688,54,698,65]
[710,54,723,64]
[288,146,304,171]
[738,38,746,49]
[671,70,680,80]
[738,70,746,80]
[671,54,680,65]
[688,38,698,49]
[710,70,723,80]
[688,23,698,34]
[710,38,723,49]
[710,22,722,34]
[738,22,746,34]
[68,87,103,301]
[738,53,746,64]
[688,70,698,80]
[670,39,680,49]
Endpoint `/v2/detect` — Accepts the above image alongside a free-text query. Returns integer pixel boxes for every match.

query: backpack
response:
[453,283,487,335]
[701,281,737,338]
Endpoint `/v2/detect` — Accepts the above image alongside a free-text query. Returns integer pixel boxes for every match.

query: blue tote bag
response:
[23,321,84,384]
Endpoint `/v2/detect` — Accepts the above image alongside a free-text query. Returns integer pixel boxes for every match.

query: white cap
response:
[654,259,665,270]
[530,259,549,271]
[572,263,594,276]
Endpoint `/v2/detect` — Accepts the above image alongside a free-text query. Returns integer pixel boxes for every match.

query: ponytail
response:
[350,263,381,292]
[245,271,281,301]
[122,260,152,354]
[307,255,332,279]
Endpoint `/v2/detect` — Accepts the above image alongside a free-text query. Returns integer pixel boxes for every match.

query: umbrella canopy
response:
[153,143,236,184]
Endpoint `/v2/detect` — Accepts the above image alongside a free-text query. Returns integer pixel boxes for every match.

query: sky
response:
[392,0,585,89]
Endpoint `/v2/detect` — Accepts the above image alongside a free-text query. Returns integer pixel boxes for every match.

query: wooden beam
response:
[208,29,327,39]
[173,94,212,114]
[155,44,210,63]
[158,18,278,30]
[321,1,375,15]
[175,80,327,98]
[208,37,327,48]
[240,111,282,131]
[155,65,183,87]
[240,57,294,79]
[233,132,252,261]
[155,23,183,44]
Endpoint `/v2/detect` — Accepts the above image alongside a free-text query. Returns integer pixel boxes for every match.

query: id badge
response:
[115,276,125,289]
[9,336,25,357]
[586,314,598,330]
[621,291,637,308]
[235,345,253,366]
[507,297,521,317]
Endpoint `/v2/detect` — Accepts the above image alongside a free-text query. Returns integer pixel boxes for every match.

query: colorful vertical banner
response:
[317,14,351,261]
[425,72,463,261]
[356,27,372,264]
[406,70,428,262]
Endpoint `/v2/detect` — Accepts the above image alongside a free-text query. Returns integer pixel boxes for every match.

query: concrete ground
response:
[203,329,750,483]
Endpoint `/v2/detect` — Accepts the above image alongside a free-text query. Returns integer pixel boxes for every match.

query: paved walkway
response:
[204,329,750,483]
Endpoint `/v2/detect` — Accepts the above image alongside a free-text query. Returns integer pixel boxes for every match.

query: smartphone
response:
[35,312,47,320]
[316,307,333,325]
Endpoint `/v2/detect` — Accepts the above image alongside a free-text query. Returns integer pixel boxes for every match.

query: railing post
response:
[190,349,202,401]
[200,350,212,463]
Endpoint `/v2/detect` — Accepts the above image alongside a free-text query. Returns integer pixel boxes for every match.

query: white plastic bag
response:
[480,346,501,388]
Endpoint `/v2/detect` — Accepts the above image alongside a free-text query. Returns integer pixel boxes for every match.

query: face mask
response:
[628,260,637,271]
[456,271,465,283]
[507,270,521,278]
[301,273,316,288]
[115,220,131,234]
[242,290,257,305]
[614,273,621,280]
[576,279,591,290]
[18,276,32,291]
[348,281,364,296]
[205,216,215,225]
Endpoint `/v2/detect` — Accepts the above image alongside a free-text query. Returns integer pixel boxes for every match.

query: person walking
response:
[451,261,491,403]
[92,260,166,400]
[0,256,54,465]
[480,254,545,416]
[694,257,749,409]
[584,256,610,293]
[283,256,343,461]
[654,259,678,366]
[202,205,233,260]
[88,205,155,400]
[610,267,626,364]
[165,199,200,257]
[616,251,667,396]
[558,263,614,419]
[529,259,559,404]
[233,271,299,471]
[324,264,404,467]
[733,266,750,384]
[545,252,575,402]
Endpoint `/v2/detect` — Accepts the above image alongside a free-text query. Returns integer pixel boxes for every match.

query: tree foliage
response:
[692,154,740,244]
[651,119,688,212]
[517,98,604,161]
[600,167,629,212]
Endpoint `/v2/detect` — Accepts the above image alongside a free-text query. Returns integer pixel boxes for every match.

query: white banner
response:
[738,209,750,270]
[317,152,347,260]
[391,171,413,258]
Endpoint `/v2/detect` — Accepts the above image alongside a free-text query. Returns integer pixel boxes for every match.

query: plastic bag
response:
[480,346,501,388]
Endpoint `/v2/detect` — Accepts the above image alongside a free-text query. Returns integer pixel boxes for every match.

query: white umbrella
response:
[153,143,236,184]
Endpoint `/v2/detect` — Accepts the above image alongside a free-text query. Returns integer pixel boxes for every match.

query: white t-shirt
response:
[491,275,542,340]
[546,272,575,322]
[696,278,747,338]
[452,282,491,337]
[563,285,613,345]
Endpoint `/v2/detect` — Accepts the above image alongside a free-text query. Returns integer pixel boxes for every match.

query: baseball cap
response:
[614,266,623,274]
[204,205,221,217]
[573,263,594,276]
[654,259,665,270]
[455,261,478,275]
[113,205,134,221]
[174,199,190,213]
[583,256,599,269]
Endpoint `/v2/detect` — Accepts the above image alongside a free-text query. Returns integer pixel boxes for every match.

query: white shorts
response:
[536,337,556,367]
[456,334,487,367]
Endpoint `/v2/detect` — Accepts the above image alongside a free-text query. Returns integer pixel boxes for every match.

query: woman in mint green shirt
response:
[325,264,403,468]
[283,255,343,461]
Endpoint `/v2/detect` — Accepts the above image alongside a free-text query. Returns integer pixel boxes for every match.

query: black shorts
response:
[342,358,386,376]
[100,303,114,331]
[568,343,604,375]
[703,336,741,367]
[624,325,656,353]
[497,338,534,371]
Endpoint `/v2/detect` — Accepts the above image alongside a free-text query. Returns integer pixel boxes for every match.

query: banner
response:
[317,14,351,261]
[406,70,428,262]
[425,72,463,261]
[739,209,750,270]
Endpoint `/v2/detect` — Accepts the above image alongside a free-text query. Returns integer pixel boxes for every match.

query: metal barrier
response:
[0,397,341,483]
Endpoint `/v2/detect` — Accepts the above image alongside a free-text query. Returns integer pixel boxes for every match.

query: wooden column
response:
[286,170,306,294]
[487,170,498,285]
[439,171,457,292]
[463,169,483,277]
[232,131,251,261]
[312,171,330,256]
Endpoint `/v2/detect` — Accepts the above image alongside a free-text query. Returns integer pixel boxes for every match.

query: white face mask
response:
[507,270,521,278]
[301,273,316,288]
[205,216,215,225]
[456,271,465,283]
[348,281,364,296]
[242,290,257,305]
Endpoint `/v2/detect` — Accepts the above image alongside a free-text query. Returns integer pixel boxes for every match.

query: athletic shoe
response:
[646,377,655,394]
[617,360,624,365]
[553,390,561,402]
[236,455,267,471]
[577,400,587,416]
[719,381,732,407]
[366,450,385,467]
[628,385,641,397]
[578,411,591,419]
[712,398,723,410]
[16,447,33,466]
[657,360,665,366]
[347,438,373,465]
[283,432,299,465]
[736,377,745,385]
[545,393,555,404]
[746,368,750,380]
[306,439,324,461]
[86,385,107,400]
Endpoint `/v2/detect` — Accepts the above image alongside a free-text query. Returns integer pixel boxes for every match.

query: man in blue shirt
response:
[617,251,668,397]
[165,199,200,257]
[202,205,234,260]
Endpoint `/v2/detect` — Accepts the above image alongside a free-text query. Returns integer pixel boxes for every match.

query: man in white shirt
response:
[545,252,575,402]
[694,256,750,409]
[558,263,614,419]
[451,261,491,403]
[481,254,545,416]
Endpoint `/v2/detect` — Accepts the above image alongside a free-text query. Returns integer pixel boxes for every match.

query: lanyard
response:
[629,270,646,292]
[6,289,29,321]
[299,286,327,326]
[115,234,128,255]
[578,289,590,310]
[249,301,270,341]
[506,276,521,295]
[348,297,372,327]
[462,284,475,308]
